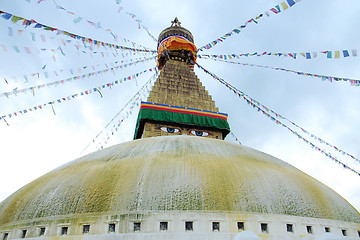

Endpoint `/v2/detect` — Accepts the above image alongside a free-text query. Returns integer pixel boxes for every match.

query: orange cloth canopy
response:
[158,36,197,53]
[157,36,197,69]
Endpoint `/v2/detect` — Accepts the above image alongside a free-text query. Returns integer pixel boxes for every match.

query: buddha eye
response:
[160,127,180,133]
[190,130,209,137]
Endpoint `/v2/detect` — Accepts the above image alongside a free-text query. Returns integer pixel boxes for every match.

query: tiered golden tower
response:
[134,18,230,140]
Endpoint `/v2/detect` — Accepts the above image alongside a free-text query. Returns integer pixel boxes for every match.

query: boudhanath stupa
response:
[0,19,359,240]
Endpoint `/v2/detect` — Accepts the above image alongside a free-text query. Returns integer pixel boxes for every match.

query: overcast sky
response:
[0,0,359,212]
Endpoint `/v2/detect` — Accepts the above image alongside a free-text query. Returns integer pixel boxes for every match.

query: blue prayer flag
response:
[343,50,350,57]
[1,13,12,20]
[287,0,296,7]
[305,53,311,59]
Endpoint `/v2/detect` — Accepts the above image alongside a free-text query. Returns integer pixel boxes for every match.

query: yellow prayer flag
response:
[335,51,340,58]
[281,2,289,10]
[300,53,306,57]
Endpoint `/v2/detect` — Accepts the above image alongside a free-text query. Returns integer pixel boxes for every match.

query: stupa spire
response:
[171,17,181,27]
[133,20,230,140]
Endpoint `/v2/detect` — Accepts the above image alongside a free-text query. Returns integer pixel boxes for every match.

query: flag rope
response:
[197,0,301,51]
[81,71,159,153]
[0,10,157,53]
[0,56,156,98]
[196,63,360,176]
[199,49,358,60]
[48,0,154,50]
[200,56,360,86]
[0,67,156,122]
[0,55,155,86]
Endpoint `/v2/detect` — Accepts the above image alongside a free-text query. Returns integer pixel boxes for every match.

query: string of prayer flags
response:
[0,10,157,54]
[200,56,360,86]
[230,132,242,145]
[0,67,156,122]
[48,1,151,50]
[81,72,158,153]
[247,98,360,164]
[0,56,156,98]
[235,83,360,164]
[4,24,155,58]
[196,63,360,176]
[1,55,155,86]
[3,29,153,58]
[121,9,157,42]
[198,0,301,51]
[96,84,153,150]
[199,49,358,60]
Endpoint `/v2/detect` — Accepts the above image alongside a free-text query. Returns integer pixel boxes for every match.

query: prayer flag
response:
[343,50,349,57]
[327,51,332,58]
[30,32,36,41]
[287,0,296,6]
[233,29,241,34]
[73,17,82,23]
[281,2,289,10]
[351,49,357,56]
[312,52,317,58]
[34,23,44,28]
[270,8,279,14]
[41,34,46,42]
[55,3,65,10]
[8,27,13,36]
[0,44,7,52]
[11,15,22,23]
[305,52,311,59]
[1,13,12,20]
[87,21,96,27]
[275,5,281,12]
[335,51,340,58]
[12,46,20,53]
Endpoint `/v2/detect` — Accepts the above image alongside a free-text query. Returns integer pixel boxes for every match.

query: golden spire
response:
[133,20,230,140]
[171,17,181,27]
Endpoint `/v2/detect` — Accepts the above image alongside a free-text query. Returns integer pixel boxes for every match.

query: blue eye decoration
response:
[160,127,180,133]
[190,130,209,137]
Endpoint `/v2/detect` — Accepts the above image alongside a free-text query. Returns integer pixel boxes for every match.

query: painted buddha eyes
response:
[159,126,210,137]
[190,130,209,137]
[160,127,180,133]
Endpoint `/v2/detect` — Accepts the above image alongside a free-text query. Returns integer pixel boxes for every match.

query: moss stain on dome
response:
[0,136,359,226]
